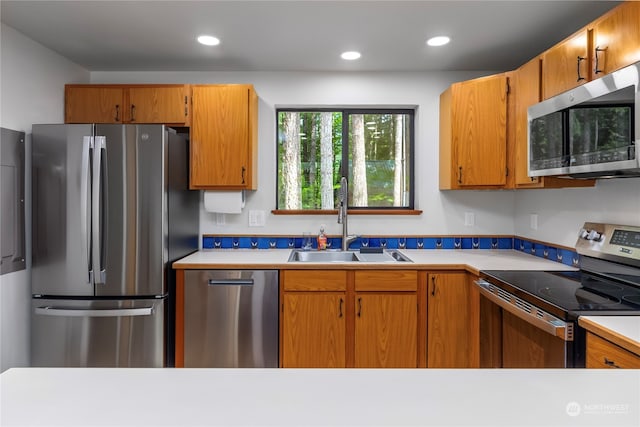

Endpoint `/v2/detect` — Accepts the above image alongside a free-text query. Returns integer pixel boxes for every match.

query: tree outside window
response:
[276,109,414,210]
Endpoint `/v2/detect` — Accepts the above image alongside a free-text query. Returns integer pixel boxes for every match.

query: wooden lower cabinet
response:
[586,332,640,369]
[354,293,417,368]
[281,292,346,368]
[427,272,479,368]
[281,269,420,368]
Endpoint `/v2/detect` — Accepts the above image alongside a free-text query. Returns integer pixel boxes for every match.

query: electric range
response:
[477,222,640,368]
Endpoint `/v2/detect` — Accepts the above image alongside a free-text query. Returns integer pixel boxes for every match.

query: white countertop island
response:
[2,368,639,426]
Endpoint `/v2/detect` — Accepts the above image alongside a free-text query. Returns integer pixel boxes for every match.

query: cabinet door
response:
[451,74,507,187]
[427,273,478,368]
[586,332,640,369]
[191,85,257,189]
[65,86,124,123]
[541,30,590,100]
[592,1,640,77]
[127,86,189,124]
[354,293,417,368]
[281,293,346,368]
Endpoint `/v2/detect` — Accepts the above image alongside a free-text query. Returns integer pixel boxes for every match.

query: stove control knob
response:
[579,228,589,239]
[587,230,603,241]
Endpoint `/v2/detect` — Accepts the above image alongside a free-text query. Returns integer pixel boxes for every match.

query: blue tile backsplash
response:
[201,234,578,267]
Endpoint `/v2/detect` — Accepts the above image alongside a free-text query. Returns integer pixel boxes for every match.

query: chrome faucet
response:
[338,177,358,251]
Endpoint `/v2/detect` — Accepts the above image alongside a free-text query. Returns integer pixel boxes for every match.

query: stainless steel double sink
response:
[287,249,412,263]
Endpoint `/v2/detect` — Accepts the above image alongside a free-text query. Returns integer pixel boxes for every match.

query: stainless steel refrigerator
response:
[31,124,198,367]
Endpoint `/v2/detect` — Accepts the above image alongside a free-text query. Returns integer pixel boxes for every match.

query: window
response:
[276,108,414,211]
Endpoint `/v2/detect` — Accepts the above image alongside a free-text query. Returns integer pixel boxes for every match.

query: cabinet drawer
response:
[586,332,640,369]
[354,270,417,291]
[283,270,347,291]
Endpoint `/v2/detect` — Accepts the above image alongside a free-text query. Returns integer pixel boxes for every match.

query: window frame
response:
[275,107,416,212]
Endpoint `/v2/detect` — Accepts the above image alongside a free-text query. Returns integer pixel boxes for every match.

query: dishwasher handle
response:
[208,279,254,286]
[475,279,573,341]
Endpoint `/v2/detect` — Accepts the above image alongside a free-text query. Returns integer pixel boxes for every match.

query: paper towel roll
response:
[204,191,245,214]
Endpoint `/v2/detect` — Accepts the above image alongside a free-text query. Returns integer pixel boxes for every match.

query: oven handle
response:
[475,279,573,341]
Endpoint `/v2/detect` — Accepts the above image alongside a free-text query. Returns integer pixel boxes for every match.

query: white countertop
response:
[2,368,639,426]
[579,316,640,355]
[173,249,577,274]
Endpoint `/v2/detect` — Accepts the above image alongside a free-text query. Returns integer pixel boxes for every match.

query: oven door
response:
[476,279,582,368]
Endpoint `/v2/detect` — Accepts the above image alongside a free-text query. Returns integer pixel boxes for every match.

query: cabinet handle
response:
[458,166,462,184]
[357,297,362,317]
[431,276,437,296]
[576,56,586,82]
[339,298,343,318]
[184,96,188,117]
[241,166,246,184]
[130,104,136,121]
[604,357,621,369]
[594,46,606,75]
[115,104,120,122]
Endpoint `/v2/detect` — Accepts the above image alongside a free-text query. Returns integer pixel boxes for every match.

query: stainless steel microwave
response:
[528,61,639,178]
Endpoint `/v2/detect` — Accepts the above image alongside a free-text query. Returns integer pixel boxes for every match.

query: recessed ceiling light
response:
[426,36,450,47]
[341,51,361,60]
[197,35,220,46]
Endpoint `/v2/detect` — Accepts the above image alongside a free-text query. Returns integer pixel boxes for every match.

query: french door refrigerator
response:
[31,124,198,367]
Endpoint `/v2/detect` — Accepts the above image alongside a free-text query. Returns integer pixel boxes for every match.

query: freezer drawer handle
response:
[207,279,254,286]
[35,306,154,317]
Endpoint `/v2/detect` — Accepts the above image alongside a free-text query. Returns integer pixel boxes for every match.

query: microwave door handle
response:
[92,136,107,286]
[82,136,93,285]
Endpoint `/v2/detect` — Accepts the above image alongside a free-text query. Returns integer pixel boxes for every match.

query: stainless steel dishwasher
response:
[183,270,279,367]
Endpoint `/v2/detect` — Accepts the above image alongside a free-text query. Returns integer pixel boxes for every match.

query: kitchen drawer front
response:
[586,332,640,369]
[282,270,347,291]
[355,270,417,291]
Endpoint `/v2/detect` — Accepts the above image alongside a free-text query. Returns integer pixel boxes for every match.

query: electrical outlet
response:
[530,214,538,230]
[464,212,475,227]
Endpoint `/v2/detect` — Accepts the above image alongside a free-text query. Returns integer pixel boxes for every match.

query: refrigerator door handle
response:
[92,136,107,285]
[35,306,154,317]
[82,136,93,286]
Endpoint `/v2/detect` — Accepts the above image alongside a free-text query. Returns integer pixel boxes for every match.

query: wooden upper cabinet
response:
[65,84,190,125]
[440,73,508,189]
[591,1,640,77]
[541,29,590,100]
[65,86,124,123]
[354,293,417,368]
[126,86,189,125]
[281,292,346,368]
[190,85,258,190]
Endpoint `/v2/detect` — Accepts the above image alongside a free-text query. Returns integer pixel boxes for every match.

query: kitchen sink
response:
[287,249,412,263]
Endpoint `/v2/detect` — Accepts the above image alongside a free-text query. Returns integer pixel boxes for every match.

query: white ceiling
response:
[0,0,621,72]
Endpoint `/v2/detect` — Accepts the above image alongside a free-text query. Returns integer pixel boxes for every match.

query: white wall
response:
[0,23,89,372]
[92,70,516,239]
[514,178,640,247]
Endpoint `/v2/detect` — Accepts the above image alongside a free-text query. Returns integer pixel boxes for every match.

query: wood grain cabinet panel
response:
[65,86,124,123]
[65,85,190,125]
[354,293,417,368]
[440,73,508,189]
[190,84,258,190]
[283,270,347,291]
[592,1,640,78]
[354,270,417,291]
[586,332,640,369]
[541,29,590,100]
[427,272,479,368]
[282,292,346,368]
[127,86,189,125]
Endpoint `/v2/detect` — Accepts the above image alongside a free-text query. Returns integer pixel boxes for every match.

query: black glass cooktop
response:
[480,270,640,316]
